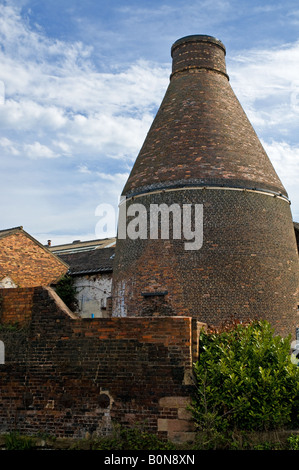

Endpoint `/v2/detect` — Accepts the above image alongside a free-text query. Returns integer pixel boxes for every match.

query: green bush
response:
[191,320,299,432]
[4,432,33,450]
[55,274,78,311]
[92,424,176,450]
[287,434,299,450]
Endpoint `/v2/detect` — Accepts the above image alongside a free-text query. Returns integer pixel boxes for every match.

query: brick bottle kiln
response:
[112,35,298,337]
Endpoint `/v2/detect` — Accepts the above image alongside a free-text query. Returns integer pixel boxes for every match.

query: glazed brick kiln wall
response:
[112,190,299,339]
[0,286,204,442]
[0,231,67,287]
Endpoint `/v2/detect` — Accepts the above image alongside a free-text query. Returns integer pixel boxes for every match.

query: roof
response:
[0,226,69,268]
[57,247,115,275]
[0,226,24,239]
[48,237,116,254]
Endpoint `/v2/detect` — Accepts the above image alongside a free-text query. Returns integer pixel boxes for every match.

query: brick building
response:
[112,35,299,338]
[0,226,68,288]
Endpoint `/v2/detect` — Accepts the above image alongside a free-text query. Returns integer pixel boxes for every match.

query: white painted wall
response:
[0,341,4,364]
[0,276,17,288]
[111,280,127,317]
[73,273,112,318]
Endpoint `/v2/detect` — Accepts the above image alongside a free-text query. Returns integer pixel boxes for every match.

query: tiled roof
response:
[0,226,69,268]
[57,247,115,275]
[0,226,23,239]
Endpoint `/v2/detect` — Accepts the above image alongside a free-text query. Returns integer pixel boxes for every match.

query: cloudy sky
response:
[0,0,299,245]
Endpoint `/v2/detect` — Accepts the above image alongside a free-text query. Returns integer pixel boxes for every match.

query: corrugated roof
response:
[48,237,116,254]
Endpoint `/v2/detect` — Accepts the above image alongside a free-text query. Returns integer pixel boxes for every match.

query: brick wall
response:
[112,190,299,339]
[0,286,205,442]
[0,231,68,287]
[0,287,34,325]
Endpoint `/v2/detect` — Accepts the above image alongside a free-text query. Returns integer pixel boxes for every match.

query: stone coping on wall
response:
[0,285,206,367]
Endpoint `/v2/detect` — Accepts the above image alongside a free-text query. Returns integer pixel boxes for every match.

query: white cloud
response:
[23,141,58,159]
[0,99,67,131]
[0,137,20,155]
[66,112,154,160]
[228,40,299,220]
[0,4,168,166]
[78,164,91,174]
[261,139,299,220]
[96,172,129,183]
[228,40,299,134]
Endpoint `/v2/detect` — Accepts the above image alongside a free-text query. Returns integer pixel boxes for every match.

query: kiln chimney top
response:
[171,34,228,79]
[171,35,226,54]
[122,34,287,199]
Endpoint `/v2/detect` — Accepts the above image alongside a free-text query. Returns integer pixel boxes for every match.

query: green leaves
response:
[191,320,299,432]
[55,274,78,311]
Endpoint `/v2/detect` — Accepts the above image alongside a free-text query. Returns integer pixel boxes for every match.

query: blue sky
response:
[0,0,299,245]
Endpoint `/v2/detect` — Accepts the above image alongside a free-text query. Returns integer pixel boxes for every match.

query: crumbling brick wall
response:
[0,286,205,442]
